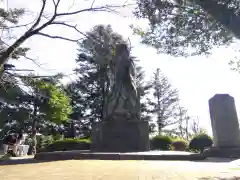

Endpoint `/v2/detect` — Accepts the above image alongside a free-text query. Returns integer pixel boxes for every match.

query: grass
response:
[229,167,240,171]
[0,160,239,180]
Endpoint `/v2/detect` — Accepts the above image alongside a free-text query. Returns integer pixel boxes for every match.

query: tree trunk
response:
[0,30,37,78]
[28,99,38,155]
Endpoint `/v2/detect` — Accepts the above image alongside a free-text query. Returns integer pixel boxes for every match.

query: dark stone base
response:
[33,151,205,161]
[91,120,150,152]
[203,147,240,158]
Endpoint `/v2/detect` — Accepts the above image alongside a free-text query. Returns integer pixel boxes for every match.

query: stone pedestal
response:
[204,94,240,158]
[91,120,150,152]
[204,147,240,158]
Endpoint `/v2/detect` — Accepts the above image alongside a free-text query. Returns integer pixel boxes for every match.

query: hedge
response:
[189,133,213,153]
[171,139,188,151]
[150,135,173,150]
[41,138,91,152]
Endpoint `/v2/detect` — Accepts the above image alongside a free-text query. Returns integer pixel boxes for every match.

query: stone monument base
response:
[203,147,240,158]
[91,120,150,152]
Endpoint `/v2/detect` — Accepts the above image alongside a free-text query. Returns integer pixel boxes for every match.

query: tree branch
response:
[91,0,96,8]
[36,32,81,42]
[5,71,57,79]
[56,4,128,17]
[50,21,87,37]
[52,0,61,14]
[29,0,47,31]
[23,55,51,71]
[0,20,35,30]
[67,0,76,12]
[0,0,133,72]
[49,21,113,46]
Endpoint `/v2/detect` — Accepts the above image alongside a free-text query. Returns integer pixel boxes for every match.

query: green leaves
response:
[0,8,25,24]
[134,0,233,56]
[32,79,72,124]
[129,25,145,37]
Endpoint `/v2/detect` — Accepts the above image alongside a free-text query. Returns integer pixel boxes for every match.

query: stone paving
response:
[123,150,196,155]
[34,150,205,161]
[0,159,240,180]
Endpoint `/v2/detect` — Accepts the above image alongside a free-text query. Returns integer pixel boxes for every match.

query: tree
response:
[0,74,72,153]
[22,76,72,129]
[26,77,72,154]
[75,24,125,121]
[187,0,240,39]
[0,0,129,74]
[64,25,125,135]
[133,0,234,56]
[135,63,152,120]
[0,8,30,77]
[173,106,205,141]
[148,68,179,133]
[174,105,191,141]
[67,24,154,135]
[0,73,32,137]
[135,62,155,133]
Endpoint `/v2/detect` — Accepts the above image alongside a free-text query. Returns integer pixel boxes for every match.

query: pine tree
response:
[67,24,152,135]
[148,68,179,133]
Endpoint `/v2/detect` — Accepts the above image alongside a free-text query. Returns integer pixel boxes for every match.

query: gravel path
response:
[0,160,239,180]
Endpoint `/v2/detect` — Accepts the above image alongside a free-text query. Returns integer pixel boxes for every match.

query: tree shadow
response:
[194,157,237,163]
[0,158,59,166]
[0,157,237,167]
[199,177,240,180]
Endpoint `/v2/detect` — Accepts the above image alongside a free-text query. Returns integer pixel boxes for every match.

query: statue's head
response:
[115,43,129,57]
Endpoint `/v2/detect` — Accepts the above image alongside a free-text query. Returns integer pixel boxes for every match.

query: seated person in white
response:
[3,130,25,156]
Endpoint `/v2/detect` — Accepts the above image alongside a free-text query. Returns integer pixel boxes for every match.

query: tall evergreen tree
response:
[65,25,125,135]
[73,25,124,122]
[148,68,179,133]
[67,24,152,134]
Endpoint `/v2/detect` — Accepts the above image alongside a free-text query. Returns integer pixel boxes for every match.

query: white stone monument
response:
[209,94,240,148]
[204,94,240,158]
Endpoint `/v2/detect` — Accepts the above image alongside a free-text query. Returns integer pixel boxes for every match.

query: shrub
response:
[42,138,91,152]
[25,135,55,152]
[189,133,213,153]
[171,139,188,151]
[37,135,55,152]
[52,134,64,141]
[150,135,173,150]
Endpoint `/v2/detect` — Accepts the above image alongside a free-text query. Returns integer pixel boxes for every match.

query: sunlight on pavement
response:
[0,160,239,180]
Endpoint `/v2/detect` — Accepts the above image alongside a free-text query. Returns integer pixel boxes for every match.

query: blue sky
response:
[4,0,240,134]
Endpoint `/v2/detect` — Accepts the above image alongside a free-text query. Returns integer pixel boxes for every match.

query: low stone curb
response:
[204,147,240,158]
[34,150,206,161]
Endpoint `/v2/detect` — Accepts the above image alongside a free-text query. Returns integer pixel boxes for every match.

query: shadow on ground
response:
[199,177,240,180]
[0,158,54,166]
[0,157,238,166]
[196,158,237,163]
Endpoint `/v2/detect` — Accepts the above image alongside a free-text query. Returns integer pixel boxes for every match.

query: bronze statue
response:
[104,43,140,121]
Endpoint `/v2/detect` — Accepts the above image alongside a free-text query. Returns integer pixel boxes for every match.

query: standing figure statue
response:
[104,43,141,121]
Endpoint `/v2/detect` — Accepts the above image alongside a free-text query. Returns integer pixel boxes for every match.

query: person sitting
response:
[2,129,25,157]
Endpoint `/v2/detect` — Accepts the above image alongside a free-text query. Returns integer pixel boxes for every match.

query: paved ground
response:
[124,151,196,155]
[0,159,240,180]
